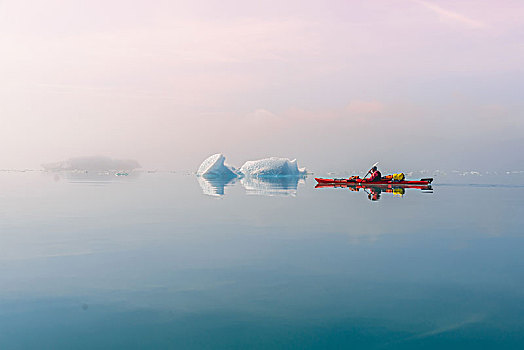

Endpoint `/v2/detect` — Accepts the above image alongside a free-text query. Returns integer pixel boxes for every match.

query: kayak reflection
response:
[315,183,433,201]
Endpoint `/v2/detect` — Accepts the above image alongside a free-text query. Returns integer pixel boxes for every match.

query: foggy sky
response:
[1,0,523,172]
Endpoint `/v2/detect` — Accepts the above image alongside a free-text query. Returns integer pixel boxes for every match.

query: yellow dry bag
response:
[392,173,405,181]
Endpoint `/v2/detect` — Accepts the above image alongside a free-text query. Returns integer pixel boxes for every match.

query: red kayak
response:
[315,183,432,190]
[315,177,433,186]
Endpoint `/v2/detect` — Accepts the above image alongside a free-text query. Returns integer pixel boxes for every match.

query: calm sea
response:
[0,171,523,349]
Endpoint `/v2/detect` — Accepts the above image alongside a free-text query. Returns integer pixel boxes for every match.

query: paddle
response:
[362,162,379,180]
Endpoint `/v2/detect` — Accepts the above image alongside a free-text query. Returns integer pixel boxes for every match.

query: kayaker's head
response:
[371,166,377,172]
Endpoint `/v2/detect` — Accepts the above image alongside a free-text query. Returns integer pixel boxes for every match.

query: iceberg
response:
[239,157,306,177]
[197,153,239,178]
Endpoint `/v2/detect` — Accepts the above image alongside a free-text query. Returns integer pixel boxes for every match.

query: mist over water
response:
[1,1,523,171]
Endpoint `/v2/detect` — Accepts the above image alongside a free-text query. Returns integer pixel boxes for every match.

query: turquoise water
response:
[0,171,523,349]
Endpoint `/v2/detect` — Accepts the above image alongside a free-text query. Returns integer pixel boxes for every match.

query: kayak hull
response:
[315,183,432,190]
[314,177,433,186]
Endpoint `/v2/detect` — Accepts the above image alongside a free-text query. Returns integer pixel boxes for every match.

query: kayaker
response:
[364,166,382,182]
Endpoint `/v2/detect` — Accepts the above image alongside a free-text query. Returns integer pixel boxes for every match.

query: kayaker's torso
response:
[368,170,382,182]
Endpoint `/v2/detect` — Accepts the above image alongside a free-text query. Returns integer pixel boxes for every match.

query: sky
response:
[0,0,523,172]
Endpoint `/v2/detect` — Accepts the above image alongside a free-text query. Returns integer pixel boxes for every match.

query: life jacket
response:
[368,170,382,182]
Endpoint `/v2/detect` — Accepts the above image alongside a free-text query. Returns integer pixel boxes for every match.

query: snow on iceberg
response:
[197,153,239,178]
[239,157,306,177]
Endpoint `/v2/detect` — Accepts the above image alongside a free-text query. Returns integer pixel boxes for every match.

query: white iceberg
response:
[197,153,239,178]
[239,157,306,177]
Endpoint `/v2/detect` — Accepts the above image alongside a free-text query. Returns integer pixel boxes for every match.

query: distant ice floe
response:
[42,156,140,171]
[47,169,141,184]
[196,154,307,196]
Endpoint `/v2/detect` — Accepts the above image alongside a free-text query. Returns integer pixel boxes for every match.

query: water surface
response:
[0,171,523,349]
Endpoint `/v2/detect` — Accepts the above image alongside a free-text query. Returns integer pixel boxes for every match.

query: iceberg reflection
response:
[197,174,307,197]
[240,176,305,197]
[197,176,237,196]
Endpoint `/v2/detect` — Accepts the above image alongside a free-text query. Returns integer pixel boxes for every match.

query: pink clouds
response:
[346,100,385,115]
[244,109,283,129]
[411,0,485,29]
[239,100,388,135]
